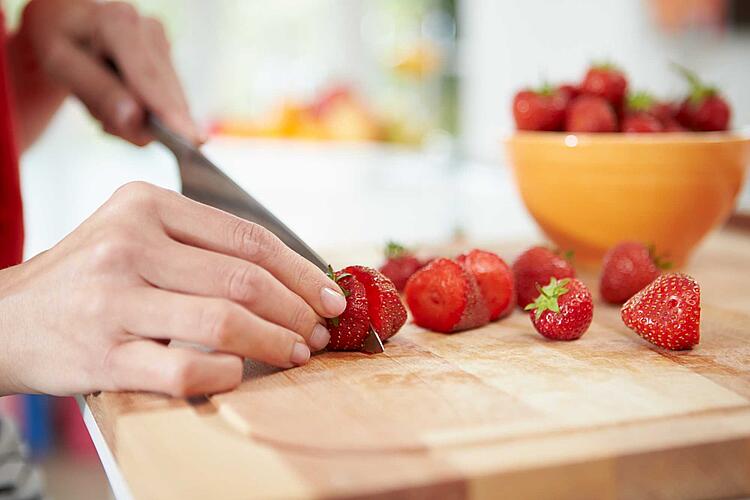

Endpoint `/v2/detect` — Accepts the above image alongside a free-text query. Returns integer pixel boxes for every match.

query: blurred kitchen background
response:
[1,0,749,497]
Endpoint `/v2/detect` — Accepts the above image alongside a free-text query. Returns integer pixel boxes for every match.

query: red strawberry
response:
[565,95,617,132]
[621,273,700,350]
[581,63,628,111]
[557,83,581,103]
[513,246,576,309]
[325,269,370,351]
[600,242,670,304]
[344,265,406,341]
[673,64,731,131]
[525,277,593,341]
[456,249,515,321]
[512,85,567,131]
[378,242,424,292]
[404,258,490,333]
[622,113,663,133]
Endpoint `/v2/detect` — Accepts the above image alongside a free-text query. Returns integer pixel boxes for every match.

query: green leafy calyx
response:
[524,277,571,320]
[647,244,673,271]
[671,62,717,105]
[627,91,655,112]
[385,241,408,259]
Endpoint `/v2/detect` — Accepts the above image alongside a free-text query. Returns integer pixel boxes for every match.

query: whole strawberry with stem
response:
[581,62,628,111]
[565,95,618,133]
[378,241,424,292]
[622,91,664,133]
[621,273,700,351]
[525,277,593,341]
[513,84,567,131]
[673,64,731,131]
[513,246,576,309]
[600,242,671,304]
[325,267,370,351]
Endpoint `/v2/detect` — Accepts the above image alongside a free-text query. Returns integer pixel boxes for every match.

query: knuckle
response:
[104,1,139,24]
[200,301,236,350]
[289,302,316,334]
[89,229,140,269]
[231,220,274,263]
[110,181,160,212]
[227,264,261,305]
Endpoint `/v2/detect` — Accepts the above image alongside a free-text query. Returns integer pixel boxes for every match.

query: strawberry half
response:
[513,246,576,309]
[456,249,515,321]
[600,242,670,304]
[325,269,371,351]
[621,273,700,351]
[525,277,593,341]
[404,258,490,333]
[344,265,406,342]
[378,241,424,292]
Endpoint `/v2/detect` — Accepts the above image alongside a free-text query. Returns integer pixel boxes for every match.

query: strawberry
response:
[404,258,490,333]
[557,83,581,103]
[525,277,593,341]
[565,95,617,132]
[581,63,628,111]
[325,268,371,351]
[622,92,664,133]
[378,241,424,292]
[600,242,670,304]
[512,85,567,131]
[621,273,700,350]
[456,249,515,321]
[673,64,731,131]
[344,265,407,342]
[512,246,576,309]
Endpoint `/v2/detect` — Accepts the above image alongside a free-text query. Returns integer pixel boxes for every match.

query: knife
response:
[148,115,385,354]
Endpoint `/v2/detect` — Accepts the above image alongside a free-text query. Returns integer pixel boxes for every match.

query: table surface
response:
[84,225,750,500]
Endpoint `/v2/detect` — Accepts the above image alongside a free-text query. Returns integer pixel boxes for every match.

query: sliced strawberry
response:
[456,249,515,321]
[512,246,576,309]
[404,258,489,333]
[325,269,370,351]
[621,273,700,350]
[525,277,593,341]
[344,265,406,342]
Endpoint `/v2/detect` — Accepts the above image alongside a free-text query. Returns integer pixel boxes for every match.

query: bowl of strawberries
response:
[505,63,750,267]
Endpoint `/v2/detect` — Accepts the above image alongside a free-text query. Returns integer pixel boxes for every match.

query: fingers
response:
[153,189,347,319]
[139,241,331,351]
[105,339,243,397]
[117,287,312,368]
[40,38,149,145]
[92,2,204,144]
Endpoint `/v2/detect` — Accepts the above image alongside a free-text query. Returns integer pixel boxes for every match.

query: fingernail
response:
[290,342,311,366]
[309,323,330,351]
[115,99,138,129]
[321,287,347,316]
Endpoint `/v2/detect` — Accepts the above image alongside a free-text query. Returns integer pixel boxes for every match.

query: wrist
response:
[0,265,33,395]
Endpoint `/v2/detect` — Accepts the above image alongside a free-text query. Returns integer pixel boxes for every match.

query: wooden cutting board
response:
[87,228,750,500]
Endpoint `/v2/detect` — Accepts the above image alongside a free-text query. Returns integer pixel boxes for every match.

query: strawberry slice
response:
[404,258,490,333]
[456,249,515,321]
[325,269,370,351]
[620,273,700,351]
[344,265,406,342]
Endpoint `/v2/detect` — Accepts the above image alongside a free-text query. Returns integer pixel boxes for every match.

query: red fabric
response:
[0,10,24,269]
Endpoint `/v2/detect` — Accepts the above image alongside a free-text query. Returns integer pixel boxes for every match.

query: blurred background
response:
[1,0,749,497]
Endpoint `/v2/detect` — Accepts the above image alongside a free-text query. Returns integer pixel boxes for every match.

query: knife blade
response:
[148,115,385,354]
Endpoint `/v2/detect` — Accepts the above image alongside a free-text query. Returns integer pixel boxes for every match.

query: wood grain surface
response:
[87,228,750,500]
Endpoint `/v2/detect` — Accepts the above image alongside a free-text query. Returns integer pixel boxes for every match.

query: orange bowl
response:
[505,132,750,267]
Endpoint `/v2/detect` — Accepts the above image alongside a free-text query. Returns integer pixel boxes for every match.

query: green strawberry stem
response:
[647,244,673,271]
[627,91,655,112]
[671,62,717,104]
[524,277,571,320]
[385,241,407,259]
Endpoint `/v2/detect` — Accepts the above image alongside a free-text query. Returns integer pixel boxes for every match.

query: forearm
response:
[6,29,68,151]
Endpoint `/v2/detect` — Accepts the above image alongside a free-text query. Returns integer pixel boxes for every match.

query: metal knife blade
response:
[148,116,385,354]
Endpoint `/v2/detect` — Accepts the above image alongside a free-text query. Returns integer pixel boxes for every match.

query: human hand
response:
[0,182,346,397]
[15,0,202,145]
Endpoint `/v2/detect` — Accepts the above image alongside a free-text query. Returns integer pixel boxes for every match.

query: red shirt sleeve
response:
[0,10,24,269]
